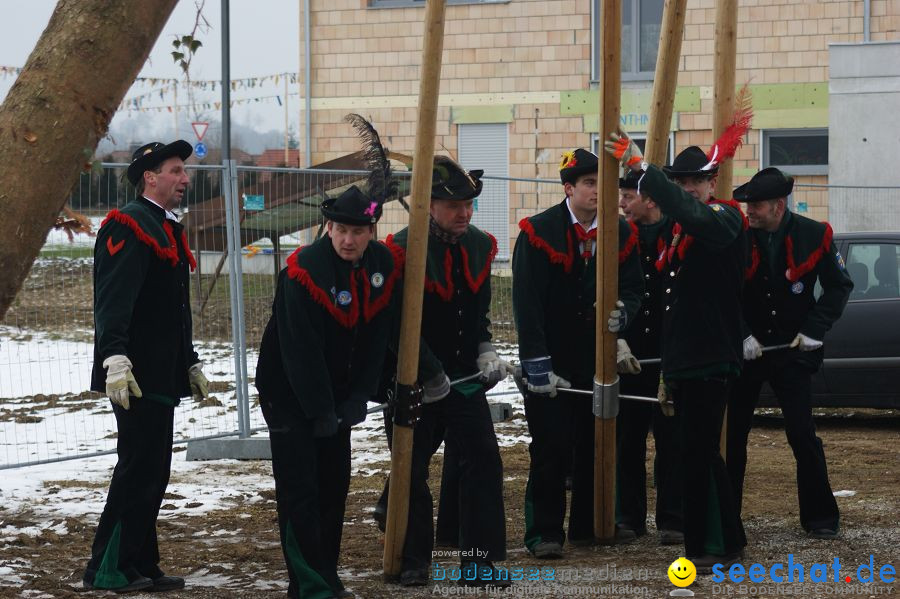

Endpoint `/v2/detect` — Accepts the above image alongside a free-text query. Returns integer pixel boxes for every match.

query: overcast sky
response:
[1,1,302,144]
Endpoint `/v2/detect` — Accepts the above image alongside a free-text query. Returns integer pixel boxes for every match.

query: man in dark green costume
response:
[385,156,510,587]
[84,140,210,593]
[614,169,683,546]
[513,148,643,559]
[255,116,402,599]
[728,167,851,540]
[605,132,749,571]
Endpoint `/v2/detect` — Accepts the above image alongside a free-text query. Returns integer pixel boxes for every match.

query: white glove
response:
[476,343,513,387]
[521,357,571,398]
[608,300,628,333]
[103,355,142,410]
[616,339,641,374]
[423,372,451,403]
[188,363,210,401]
[790,333,823,352]
[743,335,763,361]
[657,376,674,417]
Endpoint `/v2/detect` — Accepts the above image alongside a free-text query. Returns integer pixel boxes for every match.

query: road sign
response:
[194,142,207,159]
[191,122,209,141]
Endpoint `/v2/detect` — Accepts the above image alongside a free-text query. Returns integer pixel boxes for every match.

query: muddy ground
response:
[1,409,898,599]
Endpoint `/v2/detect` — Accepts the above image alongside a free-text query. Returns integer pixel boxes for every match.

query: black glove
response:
[336,394,369,428]
[312,412,339,438]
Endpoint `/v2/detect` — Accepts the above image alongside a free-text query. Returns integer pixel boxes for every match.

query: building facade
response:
[296,0,900,250]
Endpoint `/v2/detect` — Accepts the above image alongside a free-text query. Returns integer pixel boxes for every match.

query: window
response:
[846,243,900,301]
[593,0,663,81]
[458,123,510,260]
[762,129,829,176]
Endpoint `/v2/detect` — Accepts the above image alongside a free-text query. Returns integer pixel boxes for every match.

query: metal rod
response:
[637,343,793,365]
[364,372,483,415]
[304,0,312,167]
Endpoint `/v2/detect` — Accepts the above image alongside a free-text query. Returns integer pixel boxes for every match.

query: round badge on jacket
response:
[791,281,804,294]
[337,290,353,305]
[371,272,384,288]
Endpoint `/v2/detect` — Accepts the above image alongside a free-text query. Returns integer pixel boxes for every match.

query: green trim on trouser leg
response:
[93,521,129,589]
[523,474,543,552]
[703,469,726,556]
[284,521,336,599]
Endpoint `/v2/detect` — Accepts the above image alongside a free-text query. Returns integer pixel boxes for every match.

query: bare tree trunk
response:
[0,0,179,320]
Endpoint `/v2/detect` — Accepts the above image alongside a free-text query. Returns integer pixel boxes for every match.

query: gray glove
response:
[103,355,142,410]
[476,342,514,388]
[657,376,674,417]
[616,339,641,375]
[608,300,628,333]
[423,372,451,404]
[312,412,339,438]
[188,363,210,401]
[743,335,763,360]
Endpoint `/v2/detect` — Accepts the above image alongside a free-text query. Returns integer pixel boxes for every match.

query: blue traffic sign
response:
[194,142,207,159]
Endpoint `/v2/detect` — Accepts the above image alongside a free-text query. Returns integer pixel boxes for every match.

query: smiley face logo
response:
[668,557,696,587]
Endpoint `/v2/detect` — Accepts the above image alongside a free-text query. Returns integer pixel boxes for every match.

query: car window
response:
[845,243,900,301]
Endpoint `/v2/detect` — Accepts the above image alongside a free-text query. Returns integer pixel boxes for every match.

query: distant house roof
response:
[255,148,301,168]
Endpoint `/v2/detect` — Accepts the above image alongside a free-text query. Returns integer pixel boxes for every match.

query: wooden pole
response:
[593,0,621,545]
[644,0,688,166]
[713,0,738,460]
[382,0,447,579]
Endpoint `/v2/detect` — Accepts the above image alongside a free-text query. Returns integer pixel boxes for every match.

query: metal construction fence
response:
[1,163,898,469]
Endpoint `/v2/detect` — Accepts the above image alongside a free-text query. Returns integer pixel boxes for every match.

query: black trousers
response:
[523,391,596,549]
[85,398,174,588]
[402,388,505,570]
[264,405,352,599]
[727,355,839,531]
[616,366,683,533]
[379,418,461,547]
[672,377,746,558]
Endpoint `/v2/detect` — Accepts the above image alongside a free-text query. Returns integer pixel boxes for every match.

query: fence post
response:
[222,159,250,438]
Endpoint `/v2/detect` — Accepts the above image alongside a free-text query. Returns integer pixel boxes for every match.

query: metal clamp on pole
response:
[592,376,620,419]
[392,382,423,427]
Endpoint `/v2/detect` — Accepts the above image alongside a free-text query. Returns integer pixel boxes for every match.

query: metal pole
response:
[221,159,246,437]
[864,0,871,42]
[221,0,231,163]
[304,0,312,167]
[228,159,251,439]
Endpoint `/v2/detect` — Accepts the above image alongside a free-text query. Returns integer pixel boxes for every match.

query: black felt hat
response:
[321,185,382,225]
[126,140,192,186]
[559,149,598,185]
[618,169,644,190]
[430,155,483,201]
[733,167,794,202]
[663,146,718,178]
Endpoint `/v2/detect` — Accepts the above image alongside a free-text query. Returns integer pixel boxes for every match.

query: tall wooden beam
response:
[382,0,447,579]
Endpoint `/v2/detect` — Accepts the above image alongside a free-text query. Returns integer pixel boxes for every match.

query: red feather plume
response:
[706,83,753,167]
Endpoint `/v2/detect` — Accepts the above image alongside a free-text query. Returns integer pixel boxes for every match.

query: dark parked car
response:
[761,232,900,408]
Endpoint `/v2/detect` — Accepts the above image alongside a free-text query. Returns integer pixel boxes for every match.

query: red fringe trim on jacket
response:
[362,241,405,322]
[785,222,833,282]
[745,241,761,281]
[102,210,190,269]
[460,233,498,294]
[518,217,574,273]
[619,220,639,265]
[285,248,359,329]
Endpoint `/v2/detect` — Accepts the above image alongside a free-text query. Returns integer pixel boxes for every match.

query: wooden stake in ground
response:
[593,0,621,545]
[644,0,688,166]
[382,0,447,580]
[713,0,738,460]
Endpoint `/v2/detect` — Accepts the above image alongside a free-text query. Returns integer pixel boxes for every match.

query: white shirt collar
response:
[565,197,597,231]
[143,196,179,222]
